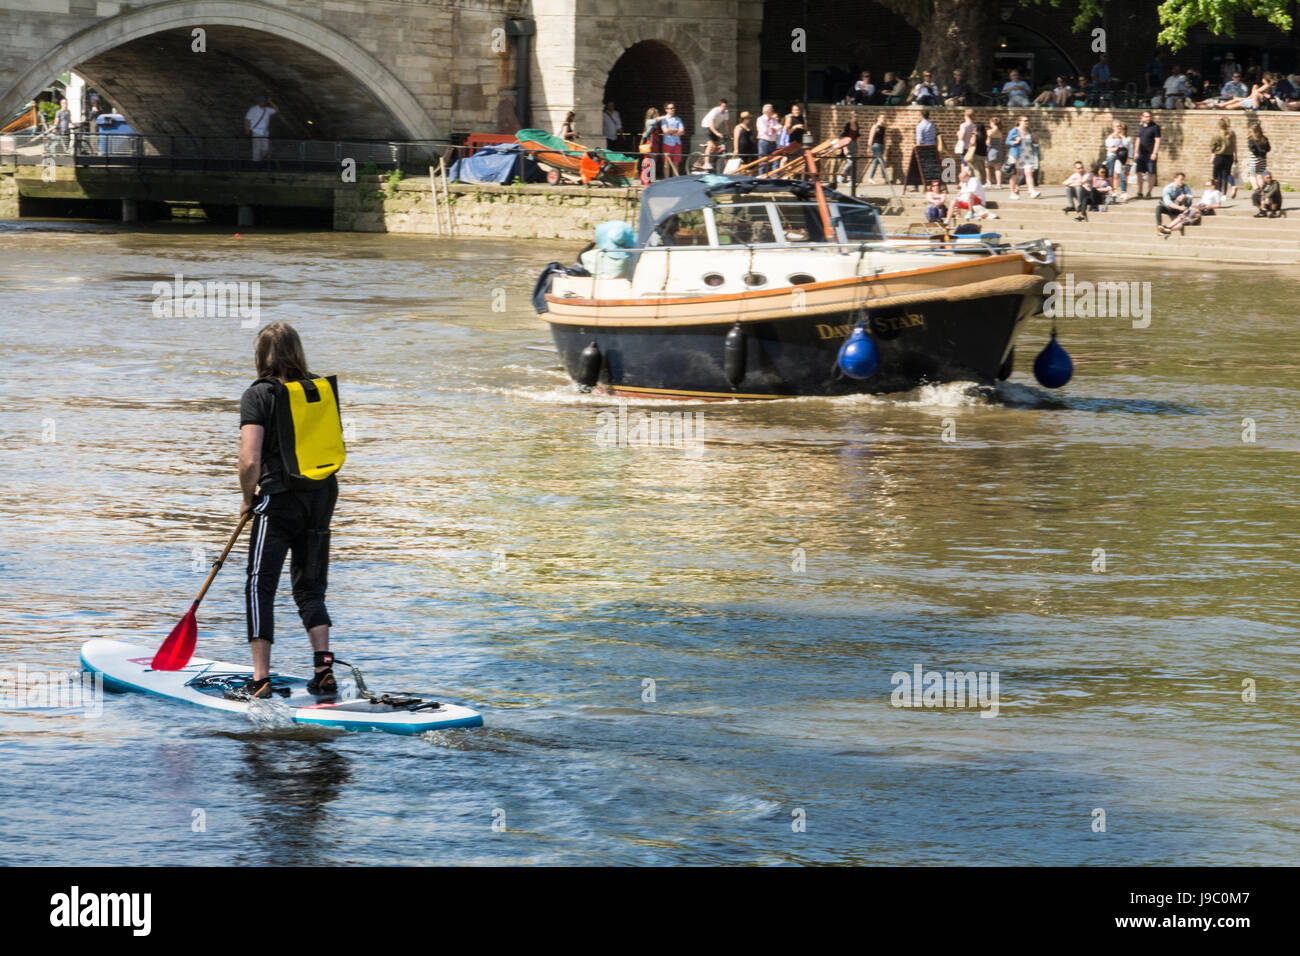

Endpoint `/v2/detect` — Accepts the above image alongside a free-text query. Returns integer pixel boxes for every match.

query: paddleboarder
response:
[238,323,345,699]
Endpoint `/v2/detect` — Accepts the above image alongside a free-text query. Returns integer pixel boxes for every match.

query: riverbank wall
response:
[809,104,1300,186]
[333,181,641,239]
[0,164,17,219]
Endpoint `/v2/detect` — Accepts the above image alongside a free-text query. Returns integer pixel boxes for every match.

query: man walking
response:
[245,94,277,162]
[54,97,71,152]
[698,98,729,171]
[756,103,782,173]
[602,101,623,152]
[915,109,938,148]
[911,109,940,193]
[659,102,684,177]
[1135,110,1161,198]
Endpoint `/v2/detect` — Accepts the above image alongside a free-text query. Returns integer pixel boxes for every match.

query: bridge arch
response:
[0,0,440,140]
[603,40,697,151]
[595,26,708,147]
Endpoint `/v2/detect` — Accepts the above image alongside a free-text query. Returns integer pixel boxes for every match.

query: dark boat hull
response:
[548,294,1033,399]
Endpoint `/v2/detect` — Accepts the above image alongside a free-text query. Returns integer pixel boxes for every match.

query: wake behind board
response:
[80,639,482,735]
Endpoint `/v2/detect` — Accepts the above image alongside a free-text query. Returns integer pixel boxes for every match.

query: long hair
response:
[255,322,310,382]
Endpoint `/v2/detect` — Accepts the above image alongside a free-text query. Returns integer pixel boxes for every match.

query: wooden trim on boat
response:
[606,385,786,400]
[542,269,1046,329]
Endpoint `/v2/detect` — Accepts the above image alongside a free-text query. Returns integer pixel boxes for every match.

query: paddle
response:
[151,514,250,671]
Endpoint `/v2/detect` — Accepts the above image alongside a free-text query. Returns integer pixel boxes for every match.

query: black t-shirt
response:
[1137,122,1161,155]
[239,379,286,495]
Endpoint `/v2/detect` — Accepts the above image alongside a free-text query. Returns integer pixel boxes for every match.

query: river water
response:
[1,220,1297,865]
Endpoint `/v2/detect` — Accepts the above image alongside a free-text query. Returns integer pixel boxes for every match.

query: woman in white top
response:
[1198,179,1223,214]
[1005,116,1041,199]
[1103,120,1133,200]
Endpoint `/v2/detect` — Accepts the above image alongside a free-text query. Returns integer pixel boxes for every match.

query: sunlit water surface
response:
[1,221,1297,865]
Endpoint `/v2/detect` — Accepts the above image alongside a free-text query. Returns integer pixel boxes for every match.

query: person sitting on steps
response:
[1254,171,1284,217]
[1156,171,1194,236]
[1062,161,1094,220]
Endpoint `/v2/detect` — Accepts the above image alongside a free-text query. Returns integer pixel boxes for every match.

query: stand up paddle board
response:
[80,639,482,735]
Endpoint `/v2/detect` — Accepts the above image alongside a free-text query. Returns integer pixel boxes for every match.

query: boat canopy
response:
[635,174,876,246]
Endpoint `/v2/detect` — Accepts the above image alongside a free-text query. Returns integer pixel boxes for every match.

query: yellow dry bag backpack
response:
[268,375,346,489]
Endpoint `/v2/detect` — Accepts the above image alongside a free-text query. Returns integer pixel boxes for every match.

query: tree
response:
[1151,0,1291,50]
[877,0,1295,91]
[874,1,997,91]
[1072,0,1293,49]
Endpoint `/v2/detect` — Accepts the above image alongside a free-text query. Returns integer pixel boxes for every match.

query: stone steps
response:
[855,183,1300,262]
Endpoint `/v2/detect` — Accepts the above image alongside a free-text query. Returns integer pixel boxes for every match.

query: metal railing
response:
[0,131,445,173]
[0,129,870,193]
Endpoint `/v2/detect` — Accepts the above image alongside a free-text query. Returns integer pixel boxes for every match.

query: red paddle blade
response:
[151,604,198,671]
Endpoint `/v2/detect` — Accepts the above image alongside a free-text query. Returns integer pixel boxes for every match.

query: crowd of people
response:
[566,71,1290,226]
[836,52,1300,113]
[906,104,1287,233]
[566,98,818,179]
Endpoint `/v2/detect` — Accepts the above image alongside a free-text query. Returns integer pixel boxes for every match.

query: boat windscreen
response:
[836,204,884,241]
[649,209,711,246]
[772,204,827,243]
[713,205,778,245]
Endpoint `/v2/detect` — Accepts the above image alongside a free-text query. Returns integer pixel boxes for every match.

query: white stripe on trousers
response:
[248,495,272,640]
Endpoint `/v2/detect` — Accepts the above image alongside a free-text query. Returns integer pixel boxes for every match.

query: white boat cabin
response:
[549,175,1001,302]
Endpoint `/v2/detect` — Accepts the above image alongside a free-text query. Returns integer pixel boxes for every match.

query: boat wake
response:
[474,376,1089,412]
[467,383,723,407]
[827,380,999,408]
[242,698,298,731]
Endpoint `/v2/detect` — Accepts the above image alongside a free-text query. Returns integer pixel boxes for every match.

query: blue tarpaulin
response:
[448,143,544,184]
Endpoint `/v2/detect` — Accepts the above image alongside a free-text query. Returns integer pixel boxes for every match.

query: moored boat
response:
[514,128,637,186]
[533,173,1064,399]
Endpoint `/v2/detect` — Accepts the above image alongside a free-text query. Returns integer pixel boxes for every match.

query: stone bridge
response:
[1,0,762,146]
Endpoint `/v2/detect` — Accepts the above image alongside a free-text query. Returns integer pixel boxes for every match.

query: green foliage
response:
[1155,0,1292,51]
[375,168,405,200]
[385,169,405,197]
[37,101,59,125]
[1023,0,1294,52]
[359,160,380,176]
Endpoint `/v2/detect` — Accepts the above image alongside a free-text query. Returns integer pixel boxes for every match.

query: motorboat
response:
[533,173,1064,399]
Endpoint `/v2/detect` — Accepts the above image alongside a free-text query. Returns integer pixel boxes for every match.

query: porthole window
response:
[787,273,816,285]
[703,273,725,287]
[742,273,767,287]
